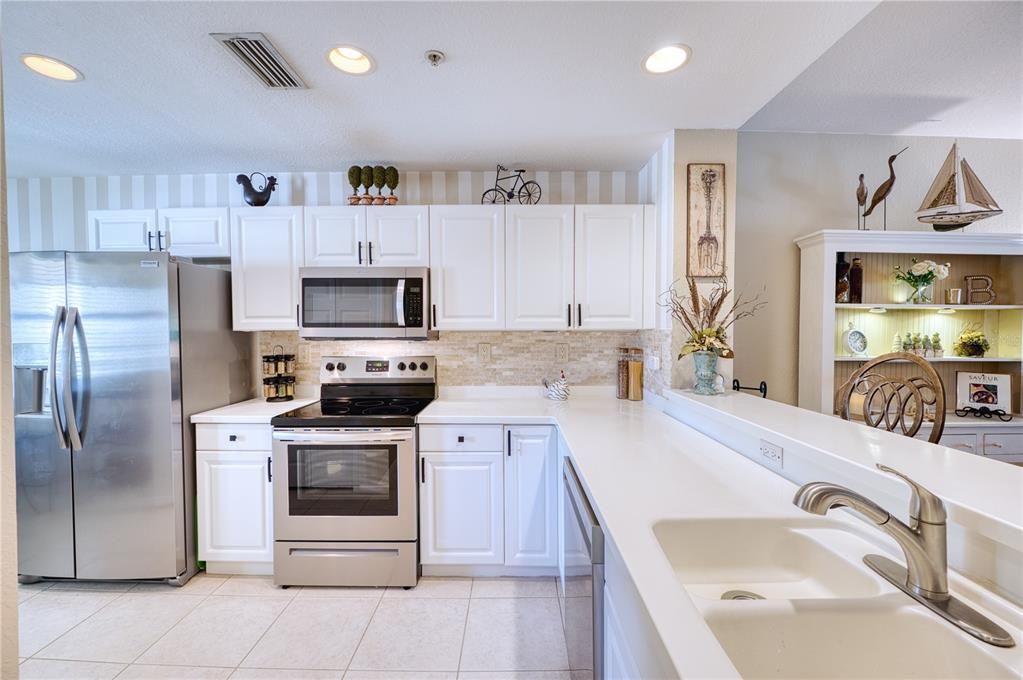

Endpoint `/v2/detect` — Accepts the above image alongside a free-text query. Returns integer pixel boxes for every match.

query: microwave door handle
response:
[49,305,68,449]
[395,279,406,327]
[63,306,83,451]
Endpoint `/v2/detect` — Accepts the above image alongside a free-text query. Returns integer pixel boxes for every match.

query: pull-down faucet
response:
[793,464,1014,648]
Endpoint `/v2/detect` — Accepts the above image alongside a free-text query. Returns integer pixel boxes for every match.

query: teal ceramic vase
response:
[692,351,719,395]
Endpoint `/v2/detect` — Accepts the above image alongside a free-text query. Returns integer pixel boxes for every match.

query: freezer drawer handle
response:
[49,305,68,449]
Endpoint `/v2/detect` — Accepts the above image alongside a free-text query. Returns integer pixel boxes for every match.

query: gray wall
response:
[734,131,1023,405]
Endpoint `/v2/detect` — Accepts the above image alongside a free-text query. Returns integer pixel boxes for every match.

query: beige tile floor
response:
[18,575,583,680]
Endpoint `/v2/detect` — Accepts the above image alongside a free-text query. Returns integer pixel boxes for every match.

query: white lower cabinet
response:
[196,449,273,564]
[420,451,504,565]
[419,424,557,569]
[604,583,641,680]
[505,426,558,567]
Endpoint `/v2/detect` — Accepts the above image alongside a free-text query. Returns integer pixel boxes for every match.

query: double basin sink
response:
[654,518,1021,679]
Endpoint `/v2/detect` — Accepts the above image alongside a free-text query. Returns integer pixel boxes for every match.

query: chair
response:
[836,351,946,443]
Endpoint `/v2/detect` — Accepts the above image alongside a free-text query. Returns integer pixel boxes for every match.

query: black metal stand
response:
[732,379,768,399]
[954,406,1013,422]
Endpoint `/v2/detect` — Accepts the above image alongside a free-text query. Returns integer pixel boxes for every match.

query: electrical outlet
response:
[759,439,784,469]
[477,343,492,363]
[647,354,660,370]
[555,343,570,364]
[298,344,310,363]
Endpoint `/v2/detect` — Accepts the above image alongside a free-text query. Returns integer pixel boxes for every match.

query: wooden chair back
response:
[836,352,946,443]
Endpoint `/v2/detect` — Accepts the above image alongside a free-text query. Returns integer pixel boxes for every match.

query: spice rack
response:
[262,344,296,402]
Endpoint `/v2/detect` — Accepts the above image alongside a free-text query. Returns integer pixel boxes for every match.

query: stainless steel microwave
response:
[298,267,430,339]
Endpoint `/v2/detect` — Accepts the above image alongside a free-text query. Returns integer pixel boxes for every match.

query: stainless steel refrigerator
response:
[12,251,252,584]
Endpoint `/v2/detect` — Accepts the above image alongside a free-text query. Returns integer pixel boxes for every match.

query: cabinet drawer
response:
[196,423,272,451]
[418,425,503,452]
[939,433,978,454]
[982,433,1023,456]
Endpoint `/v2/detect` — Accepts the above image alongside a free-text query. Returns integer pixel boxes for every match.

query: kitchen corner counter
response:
[190,397,318,424]
[418,390,825,678]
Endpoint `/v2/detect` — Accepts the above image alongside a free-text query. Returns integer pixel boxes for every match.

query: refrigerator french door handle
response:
[49,305,68,449]
[395,279,406,327]
[62,306,83,451]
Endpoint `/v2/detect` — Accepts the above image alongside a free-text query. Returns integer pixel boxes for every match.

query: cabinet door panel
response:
[506,206,574,330]
[429,206,505,330]
[230,207,304,330]
[304,206,365,266]
[505,426,558,567]
[420,452,504,565]
[574,206,644,329]
[87,210,157,251]
[196,450,272,563]
[366,206,429,266]
[604,584,641,680]
[159,208,229,257]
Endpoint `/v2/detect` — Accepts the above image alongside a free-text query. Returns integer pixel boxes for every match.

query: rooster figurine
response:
[236,172,278,207]
[543,370,570,401]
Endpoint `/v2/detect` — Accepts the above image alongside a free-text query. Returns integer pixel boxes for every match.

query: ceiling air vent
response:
[211,32,307,89]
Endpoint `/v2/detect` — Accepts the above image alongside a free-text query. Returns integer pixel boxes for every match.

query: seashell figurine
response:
[543,370,570,401]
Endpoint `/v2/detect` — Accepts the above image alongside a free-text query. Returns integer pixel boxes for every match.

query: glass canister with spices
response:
[617,348,631,399]
[262,344,296,402]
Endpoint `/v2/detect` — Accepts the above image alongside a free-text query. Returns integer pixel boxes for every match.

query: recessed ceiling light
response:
[643,45,691,74]
[21,53,82,82]
[328,46,374,75]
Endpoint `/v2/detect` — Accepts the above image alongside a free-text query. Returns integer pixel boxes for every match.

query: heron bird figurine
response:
[856,174,868,230]
[862,147,909,230]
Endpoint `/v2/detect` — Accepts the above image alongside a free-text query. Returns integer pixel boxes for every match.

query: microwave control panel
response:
[405,280,424,327]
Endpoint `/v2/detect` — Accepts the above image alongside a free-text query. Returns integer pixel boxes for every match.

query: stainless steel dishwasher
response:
[560,457,604,680]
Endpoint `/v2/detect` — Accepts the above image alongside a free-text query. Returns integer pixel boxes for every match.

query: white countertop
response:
[420,389,1023,679]
[190,397,318,424]
[419,392,830,678]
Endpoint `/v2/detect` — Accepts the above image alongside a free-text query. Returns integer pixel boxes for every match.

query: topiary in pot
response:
[360,165,374,205]
[384,166,399,204]
[347,165,361,205]
[372,166,386,205]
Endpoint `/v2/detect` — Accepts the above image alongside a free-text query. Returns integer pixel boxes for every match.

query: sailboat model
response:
[916,142,1002,231]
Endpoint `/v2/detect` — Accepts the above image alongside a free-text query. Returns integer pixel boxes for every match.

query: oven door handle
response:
[273,431,414,444]
[395,278,406,328]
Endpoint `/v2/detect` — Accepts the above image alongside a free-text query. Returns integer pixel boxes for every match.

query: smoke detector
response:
[424,50,446,67]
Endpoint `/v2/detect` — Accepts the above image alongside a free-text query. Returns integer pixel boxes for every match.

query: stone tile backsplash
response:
[258,330,652,389]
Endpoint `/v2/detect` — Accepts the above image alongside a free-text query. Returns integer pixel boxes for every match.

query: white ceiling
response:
[1,0,878,176]
[742,1,1023,139]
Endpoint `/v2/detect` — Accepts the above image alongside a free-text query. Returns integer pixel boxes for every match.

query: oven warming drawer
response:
[274,541,418,587]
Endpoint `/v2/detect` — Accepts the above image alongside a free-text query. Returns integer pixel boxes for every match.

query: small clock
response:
[842,322,868,356]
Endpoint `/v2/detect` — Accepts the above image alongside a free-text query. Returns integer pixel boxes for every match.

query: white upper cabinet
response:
[574,205,645,330]
[158,208,230,258]
[429,205,505,330]
[505,206,574,330]
[87,209,157,252]
[505,426,558,568]
[366,206,429,266]
[304,206,365,266]
[304,206,428,267]
[230,207,304,331]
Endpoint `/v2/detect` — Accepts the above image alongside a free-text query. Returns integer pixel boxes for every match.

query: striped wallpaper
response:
[6,169,640,252]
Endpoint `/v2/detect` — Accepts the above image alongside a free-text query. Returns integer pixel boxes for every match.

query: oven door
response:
[299,267,428,339]
[272,428,417,541]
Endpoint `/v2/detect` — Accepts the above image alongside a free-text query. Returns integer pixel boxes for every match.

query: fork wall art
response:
[687,163,726,278]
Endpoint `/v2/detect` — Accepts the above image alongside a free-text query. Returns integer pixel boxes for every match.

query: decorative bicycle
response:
[481,165,541,204]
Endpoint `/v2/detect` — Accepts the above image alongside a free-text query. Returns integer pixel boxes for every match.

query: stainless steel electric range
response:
[270,356,436,587]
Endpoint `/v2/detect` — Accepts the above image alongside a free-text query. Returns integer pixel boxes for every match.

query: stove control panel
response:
[320,356,436,382]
